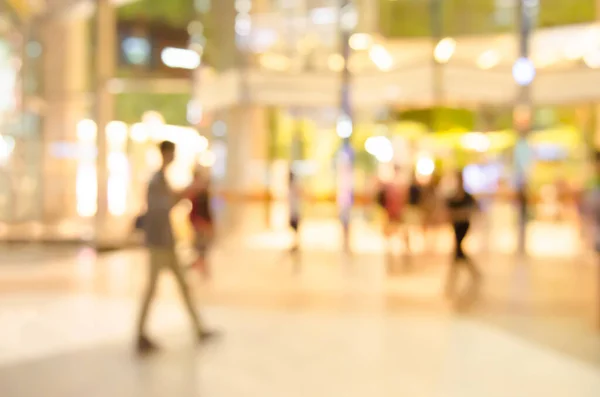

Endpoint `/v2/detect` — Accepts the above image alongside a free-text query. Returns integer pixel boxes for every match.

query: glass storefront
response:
[0,6,43,223]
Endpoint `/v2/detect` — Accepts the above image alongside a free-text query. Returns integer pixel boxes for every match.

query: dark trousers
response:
[447,221,480,296]
[452,221,470,260]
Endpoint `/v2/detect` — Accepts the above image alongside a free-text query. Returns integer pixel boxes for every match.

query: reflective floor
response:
[0,208,599,396]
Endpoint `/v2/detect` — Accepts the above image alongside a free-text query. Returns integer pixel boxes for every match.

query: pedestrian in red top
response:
[376,165,409,270]
[189,168,214,279]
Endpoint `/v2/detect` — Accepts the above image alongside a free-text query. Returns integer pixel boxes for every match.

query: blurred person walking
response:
[445,171,482,300]
[377,165,409,269]
[137,141,217,353]
[421,174,443,252]
[288,170,303,252]
[406,172,424,241]
[188,167,214,280]
[584,151,600,327]
[337,150,354,254]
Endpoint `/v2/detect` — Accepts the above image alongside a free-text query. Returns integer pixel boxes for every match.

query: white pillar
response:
[40,16,89,223]
[223,106,266,194]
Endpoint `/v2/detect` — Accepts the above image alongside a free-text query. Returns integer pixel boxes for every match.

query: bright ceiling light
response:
[336,114,353,138]
[434,37,456,64]
[161,47,201,70]
[513,57,536,86]
[369,44,393,71]
[476,50,500,70]
[349,33,372,51]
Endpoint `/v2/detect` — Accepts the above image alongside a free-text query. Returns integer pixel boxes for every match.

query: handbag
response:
[134,213,146,230]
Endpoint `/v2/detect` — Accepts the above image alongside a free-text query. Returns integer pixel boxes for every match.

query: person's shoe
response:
[198,329,221,344]
[136,335,159,354]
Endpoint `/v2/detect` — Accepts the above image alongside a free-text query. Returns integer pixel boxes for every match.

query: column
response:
[513,0,536,256]
[430,0,443,104]
[208,0,237,72]
[594,105,600,150]
[357,0,379,33]
[209,0,263,194]
[338,0,356,252]
[40,16,89,223]
[94,0,116,241]
[223,106,266,194]
[596,0,600,151]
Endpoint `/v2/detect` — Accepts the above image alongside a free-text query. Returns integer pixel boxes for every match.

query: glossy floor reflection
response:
[0,240,598,397]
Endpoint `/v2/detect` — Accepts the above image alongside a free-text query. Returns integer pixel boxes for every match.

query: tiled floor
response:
[0,227,598,396]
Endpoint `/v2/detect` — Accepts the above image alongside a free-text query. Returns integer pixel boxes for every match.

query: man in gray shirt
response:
[137,140,216,352]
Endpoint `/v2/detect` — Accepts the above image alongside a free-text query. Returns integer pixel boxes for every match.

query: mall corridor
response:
[0,224,599,397]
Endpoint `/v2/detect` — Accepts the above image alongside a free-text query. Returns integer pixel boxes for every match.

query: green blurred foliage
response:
[115,93,190,125]
[118,0,195,27]
[379,0,596,38]
[538,0,595,28]
[114,0,198,125]
[397,107,475,132]
[379,0,431,38]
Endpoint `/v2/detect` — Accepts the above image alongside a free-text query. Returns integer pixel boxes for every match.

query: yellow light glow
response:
[142,111,165,125]
[259,53,291,71]
[369,44,393,71]
[365,136,393,163]
[434,37,456,64]
[106,121,128,147]
[460,132,490,152]
[327,53,345,72]
[533,52,559,69]
[198,150,216,167]
[584,50,600,68]
[0,134,15,164]
[107,152,129,217]
[416,156,435,177]
[77,119,97,142]
[563,45,585,61]
[297,36,316,55]
[76,165,97,218]
[196,134,209,152]
[349,33,372,51]
[476,50,500,70]
[130,123,148,143]
[161,47,201,70]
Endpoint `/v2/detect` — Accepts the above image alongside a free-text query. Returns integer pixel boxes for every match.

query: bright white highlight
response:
[369,44,393,71]
[365,136,393,163]
[161,47,201,70]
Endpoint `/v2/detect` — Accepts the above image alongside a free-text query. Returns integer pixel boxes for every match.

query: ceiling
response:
[248,18,600,74]
[8,0,137,21]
